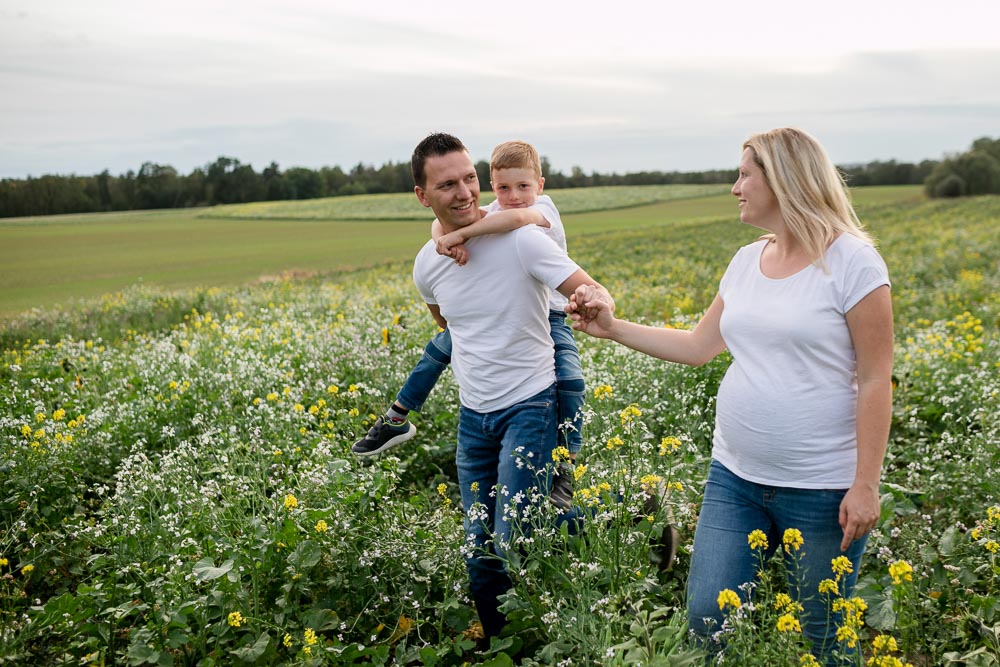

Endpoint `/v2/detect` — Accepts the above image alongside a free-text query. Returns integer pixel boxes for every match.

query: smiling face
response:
[414,150,481,230]
[490,167,544,209]
[732,147,781,231]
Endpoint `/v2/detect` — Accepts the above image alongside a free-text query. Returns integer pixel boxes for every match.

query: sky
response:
[2,0,999,179]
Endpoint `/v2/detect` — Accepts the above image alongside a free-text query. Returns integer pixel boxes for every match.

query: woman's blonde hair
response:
[743,128,874,268]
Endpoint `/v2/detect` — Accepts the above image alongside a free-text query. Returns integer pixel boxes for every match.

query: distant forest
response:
[0,151,958,219]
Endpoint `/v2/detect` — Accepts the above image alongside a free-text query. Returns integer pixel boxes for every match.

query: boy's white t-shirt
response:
[413,225,579,412]
[713,234,891,489]
[484,194,568,311]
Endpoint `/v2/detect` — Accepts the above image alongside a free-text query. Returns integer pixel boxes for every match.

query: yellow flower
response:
[985,540,999,554]
[748,529,769,551]
[777,613,802,633]
[314,520,328,533]
[266,392,279,401]
[227,611,245,627]
[293,403,304,413]
[831,556,854,579]
[283,633,293,648]
[273,449,283,456]
[469,481,479,493]
[52,409,66,421]
[303,628,317,646]
[971,527,983,540]
[593,384,613,400]
[872,634,899,653]
[20,424,31,437]
[888,560,913,585]
[799,654,821,667]
[284,494,298,510]
[836,625,859,648]
[381,328,389,345]
[658,436,682,455]
[327,384,339,395]
[783,528,804,553]
[988,506,1000,522]
[552,446,570,462]
[0,557,8,567]
[21,564,34,575]
[619,404,642,426]
[35,412,46,423]
[818,579,839,595]
[639,474,663,492]
[605,436,624,450]
[717,588,741,611]
[774,593,793,610]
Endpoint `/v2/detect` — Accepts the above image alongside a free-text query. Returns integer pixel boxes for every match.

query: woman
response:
[570,128,893,663]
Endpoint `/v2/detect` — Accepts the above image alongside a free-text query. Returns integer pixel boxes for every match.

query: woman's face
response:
[732,148,780,230]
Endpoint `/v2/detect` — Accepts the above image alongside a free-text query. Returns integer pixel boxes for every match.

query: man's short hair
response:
[411,133,468,188]
[490,140,542,180]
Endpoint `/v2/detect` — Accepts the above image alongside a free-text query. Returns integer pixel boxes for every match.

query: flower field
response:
[1,192,998,666]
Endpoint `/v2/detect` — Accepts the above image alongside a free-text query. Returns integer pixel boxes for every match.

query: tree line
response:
[1,141,991,218]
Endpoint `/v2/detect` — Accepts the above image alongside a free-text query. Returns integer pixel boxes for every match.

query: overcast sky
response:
[2,0,999,178]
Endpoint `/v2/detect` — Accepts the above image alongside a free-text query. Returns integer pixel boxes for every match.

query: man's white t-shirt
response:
[413,225,579,412]
[713,234,891,489]
[484,195,568,312]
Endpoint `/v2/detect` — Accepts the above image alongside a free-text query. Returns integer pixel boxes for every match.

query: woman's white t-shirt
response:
[713,234,890,489]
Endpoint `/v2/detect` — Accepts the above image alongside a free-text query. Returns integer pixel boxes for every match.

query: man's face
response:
[414,151,481,229]
[490,167,544,210]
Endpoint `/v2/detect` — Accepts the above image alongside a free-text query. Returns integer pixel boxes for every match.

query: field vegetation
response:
[1,187,998,665]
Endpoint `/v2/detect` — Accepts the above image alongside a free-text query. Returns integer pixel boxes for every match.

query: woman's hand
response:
[839,481,880,551]
[566,285,616,338]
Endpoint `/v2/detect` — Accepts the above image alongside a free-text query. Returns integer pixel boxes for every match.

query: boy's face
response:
[491,167,544,210]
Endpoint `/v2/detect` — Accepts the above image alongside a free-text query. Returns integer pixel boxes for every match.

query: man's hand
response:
[566,284,616,338]
[838,481,880,551]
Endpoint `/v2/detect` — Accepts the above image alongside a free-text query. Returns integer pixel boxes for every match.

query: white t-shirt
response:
[713,234,891,488]
[413,225,580,412]
[484,195,568,311]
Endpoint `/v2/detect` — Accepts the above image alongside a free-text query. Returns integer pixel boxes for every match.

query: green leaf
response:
[192,557,234,583]
[231,631,271,662]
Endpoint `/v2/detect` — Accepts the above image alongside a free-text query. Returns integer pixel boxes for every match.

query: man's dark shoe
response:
[351,416,416,457]
[643,483,679,571]
[550,461,575,510]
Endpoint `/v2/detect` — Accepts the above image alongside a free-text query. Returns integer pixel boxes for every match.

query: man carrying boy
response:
[352,141,585,507]
[401,132,611,639]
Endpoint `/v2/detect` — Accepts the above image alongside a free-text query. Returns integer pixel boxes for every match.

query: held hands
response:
[566,284,615,337]
[838,481,880,551]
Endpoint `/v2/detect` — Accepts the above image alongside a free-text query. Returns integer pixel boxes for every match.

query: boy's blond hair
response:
[490,140,543,179]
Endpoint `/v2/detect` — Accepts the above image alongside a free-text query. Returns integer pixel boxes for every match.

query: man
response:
[409,133,611,639]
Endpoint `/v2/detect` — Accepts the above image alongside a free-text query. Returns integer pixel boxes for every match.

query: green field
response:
[0,185,920,317]
[2,188,997,665]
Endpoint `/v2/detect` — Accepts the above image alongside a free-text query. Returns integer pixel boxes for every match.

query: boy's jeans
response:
[455,384,560,638]
[396,311,586,454]
[686,460,868,665]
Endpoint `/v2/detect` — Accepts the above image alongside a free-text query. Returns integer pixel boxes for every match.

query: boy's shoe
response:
[550,462,575,510]
[351,416,416,457]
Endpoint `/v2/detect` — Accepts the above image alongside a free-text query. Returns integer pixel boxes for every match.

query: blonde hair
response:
[490,140,542,179]
[743,128,874,269]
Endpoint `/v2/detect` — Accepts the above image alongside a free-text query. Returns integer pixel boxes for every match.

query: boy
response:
[352,141,585,504]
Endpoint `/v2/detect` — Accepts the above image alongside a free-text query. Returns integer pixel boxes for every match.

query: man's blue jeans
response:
[456,384,559,638]
[687,460,868,664]
[396,311,586,454]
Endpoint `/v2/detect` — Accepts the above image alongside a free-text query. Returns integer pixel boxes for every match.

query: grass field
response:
[0,185,919,317]
[1,187,998,665]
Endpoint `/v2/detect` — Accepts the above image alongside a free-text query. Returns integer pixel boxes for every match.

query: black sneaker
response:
[550,462,575,510]
[351,416,416,457]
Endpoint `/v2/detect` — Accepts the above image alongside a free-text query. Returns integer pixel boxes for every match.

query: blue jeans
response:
[456,384,560,638]
[687,460,868,665]
[396,311,586,454]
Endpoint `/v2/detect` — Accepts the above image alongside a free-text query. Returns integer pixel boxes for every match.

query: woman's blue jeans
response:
[456,384,560,638]
[396,311,586,454]
[687,460,868,664]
